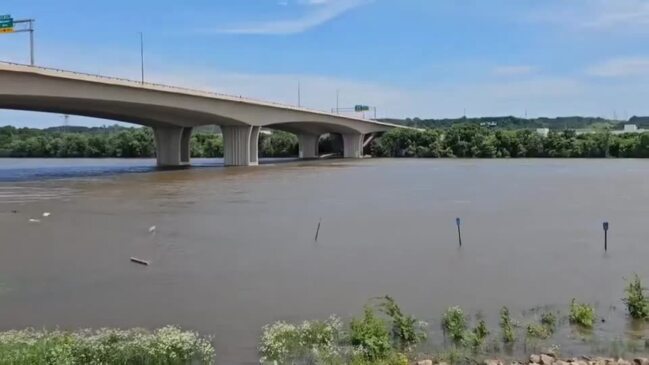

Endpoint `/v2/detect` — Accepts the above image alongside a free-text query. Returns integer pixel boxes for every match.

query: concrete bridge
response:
[0,62,403,167]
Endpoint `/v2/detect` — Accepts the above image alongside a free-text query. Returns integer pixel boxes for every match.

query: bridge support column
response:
[180,127,192,164]
[298,133,319,159]
[249,126,261,166]
[342,133,364,158]
[154,126,192,167]
[223,126,257,166]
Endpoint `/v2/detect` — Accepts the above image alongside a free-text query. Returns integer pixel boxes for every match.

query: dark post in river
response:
[603,221,609,252]
[456,217,462,247]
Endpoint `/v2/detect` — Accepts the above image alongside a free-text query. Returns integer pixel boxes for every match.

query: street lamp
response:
[139,32,145,84]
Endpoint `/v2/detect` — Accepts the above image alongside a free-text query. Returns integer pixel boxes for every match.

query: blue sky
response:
[2,0,649,127]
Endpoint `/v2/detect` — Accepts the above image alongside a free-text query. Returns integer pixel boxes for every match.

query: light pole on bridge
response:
[139,32,145,84]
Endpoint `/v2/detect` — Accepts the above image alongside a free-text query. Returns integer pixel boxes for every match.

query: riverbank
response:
[417,355,649,365]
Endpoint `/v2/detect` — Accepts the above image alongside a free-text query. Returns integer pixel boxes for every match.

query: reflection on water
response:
[0,158,218,182]
[1,158,649,363]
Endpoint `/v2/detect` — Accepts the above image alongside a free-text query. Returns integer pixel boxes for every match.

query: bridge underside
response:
[0,99,370,167]
[0,66,396,167]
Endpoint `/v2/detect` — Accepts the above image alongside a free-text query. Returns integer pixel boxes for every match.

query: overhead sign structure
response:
[0,14,13,33]
[354,105,370,112]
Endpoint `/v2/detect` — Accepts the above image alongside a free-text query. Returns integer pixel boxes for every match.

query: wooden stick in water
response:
[315,218,322,242]
[130,257,150,266]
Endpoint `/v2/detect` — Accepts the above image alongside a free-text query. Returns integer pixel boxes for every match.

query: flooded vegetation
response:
[255,275,649,364]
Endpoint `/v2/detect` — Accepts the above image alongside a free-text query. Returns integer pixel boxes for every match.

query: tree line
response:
[382,115,631,130]
[4,124,649,159]
[371,124,649,158]
[0,126,299,158]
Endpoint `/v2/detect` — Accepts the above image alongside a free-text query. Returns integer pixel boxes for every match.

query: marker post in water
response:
[314,218,322,242]
[456,217,462,247]
[603,221,609,252]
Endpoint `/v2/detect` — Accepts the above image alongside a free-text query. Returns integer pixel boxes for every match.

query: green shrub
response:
[350,306,392,361]
[259,316,342,364]
[460,319,490,351]
[499,306,515,344]
[378,296,427,351]
[442,306,467,343]
[569,299,596,328]
[526,322,551,339]
[474,319,489,342]
[624,274,649,320]
[0,326,214,365]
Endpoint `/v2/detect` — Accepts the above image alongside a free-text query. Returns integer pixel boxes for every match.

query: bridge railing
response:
[0,60,377,122]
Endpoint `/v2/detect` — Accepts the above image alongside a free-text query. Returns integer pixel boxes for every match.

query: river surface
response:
[1,158,649,363]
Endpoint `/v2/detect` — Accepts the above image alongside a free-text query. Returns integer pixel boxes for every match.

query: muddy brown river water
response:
[1,158,649,363]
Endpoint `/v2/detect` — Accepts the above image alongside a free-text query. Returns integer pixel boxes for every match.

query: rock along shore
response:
[415,354,649,365]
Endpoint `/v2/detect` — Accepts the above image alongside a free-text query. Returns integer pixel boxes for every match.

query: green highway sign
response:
[354,105,370,112]
[0,14,13,32]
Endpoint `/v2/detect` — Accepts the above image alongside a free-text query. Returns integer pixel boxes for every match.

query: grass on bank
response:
[0,326,214,365]
[259,296,426,365]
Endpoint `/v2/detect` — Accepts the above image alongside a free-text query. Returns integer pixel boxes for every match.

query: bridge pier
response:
[250,126,261,166]
[153,126,192,167]
[298,133,319,159]
[223,125,260,166]
[343,133,364,158]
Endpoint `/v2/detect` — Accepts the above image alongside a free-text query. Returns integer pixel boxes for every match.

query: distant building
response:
[624,124,638,133]
[610,124,644,135]
[479,121,497,127]
[536,128,549,137]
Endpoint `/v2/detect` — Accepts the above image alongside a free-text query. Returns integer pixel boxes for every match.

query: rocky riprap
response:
[415,355,649,365]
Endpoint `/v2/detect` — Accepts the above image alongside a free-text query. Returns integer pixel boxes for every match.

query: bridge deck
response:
[0,61,402,129]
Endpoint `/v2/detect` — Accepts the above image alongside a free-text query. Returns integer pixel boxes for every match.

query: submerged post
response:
[315,218,322,242]
[456,217,462,247]
[603,221,609,251]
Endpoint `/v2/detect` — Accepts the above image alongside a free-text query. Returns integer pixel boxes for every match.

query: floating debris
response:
[28,218,41,223]
[11,210,18,214]
[130,257,150,266]
[148,226,156,233]
[42,212,51,217]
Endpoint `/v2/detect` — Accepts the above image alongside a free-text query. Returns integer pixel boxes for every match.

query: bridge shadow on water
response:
[0,157,305,182]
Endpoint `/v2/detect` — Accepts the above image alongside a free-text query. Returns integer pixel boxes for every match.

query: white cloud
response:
[492,65,536,77]
[530,0,649,31]
[579,0,649,29]
[214,0,370,35]
[300,0,330,5]
[586,56,649,77]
